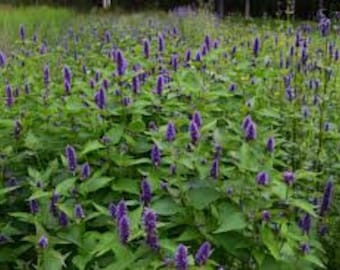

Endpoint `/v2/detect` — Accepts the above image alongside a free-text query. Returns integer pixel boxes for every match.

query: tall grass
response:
[0,5,75,52]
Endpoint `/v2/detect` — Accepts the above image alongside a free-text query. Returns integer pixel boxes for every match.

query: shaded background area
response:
[1,0,340,19]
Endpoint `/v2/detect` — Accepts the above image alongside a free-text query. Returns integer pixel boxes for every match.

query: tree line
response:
[3,0,340,19]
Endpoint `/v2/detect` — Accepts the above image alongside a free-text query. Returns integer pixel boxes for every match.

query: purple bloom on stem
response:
[175,244,188,270]
[80,162,91,180]
[50,191,59,217]
[266,137,275,153]
[146,232,159,250]
[5,84,14,107]
[43,65,50,87]
[154,75,164,95]
[29,199,39,215]
[171,54,179,71]
[95,71,101,82]
[299,213,311,235]
[158,34,165,52]
[334,49,339,61]
[165,121,176,141]
[116,49,128,76]
[0,51,6,68]
[283,171,295,185]
[141,178,152,205]
[64,66,72,84]
[195,241,212,266]
[19,24,26,40]
[89,79,95,89]
[74,203,85,219]
[59,211,68,227]
[210,158,219,179]
[38,236,48,249]
[319,17,331,37]
[245,121,257,141]
[118,215,130,244]
[143,208,157,233]
[195,51,202,61]
[151,144,161,166]
[143,39,150,58]
[13,120,21,138]
[193,111,202,129]
[122,96,131,106]
[108,203,116,219]
[105,31,111,43]
[65,145,77,173]
[256,172,269,186]
[132,76,140,94]
[229,83,237,92]
[242,115,252,130]
[94,88,106,109]
[185,49,191,63]
[253,37,260,57]
[320,181,333,216]
[261,210,271,222]
[300,243,310,254]
[189,120,200,144]
[116,200,127,221]
[102,79,109,91]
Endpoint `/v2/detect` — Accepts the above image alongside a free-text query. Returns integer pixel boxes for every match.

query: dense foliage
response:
[0,7,339,270]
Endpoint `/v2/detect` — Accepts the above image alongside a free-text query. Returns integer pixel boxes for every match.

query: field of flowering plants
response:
[0,6,340,270]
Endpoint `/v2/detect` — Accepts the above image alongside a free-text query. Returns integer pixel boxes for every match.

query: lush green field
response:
[0,6,340,270]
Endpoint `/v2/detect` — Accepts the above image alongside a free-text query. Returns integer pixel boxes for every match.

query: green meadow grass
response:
[0,5,75,52]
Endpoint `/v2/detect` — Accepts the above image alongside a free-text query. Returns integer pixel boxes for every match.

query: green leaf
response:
[214,202,247,233]
[187,187,221,210]
[261,227,280,260]
[106,125,124,145]
[304,254,326,269]
[290,199,317,217]
[79,177,113,194]
[81,140,105,156]
[152,197,181,216]
[56,177,77,195]
[41,249,67,270]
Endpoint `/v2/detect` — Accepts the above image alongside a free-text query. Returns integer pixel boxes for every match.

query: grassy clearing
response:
[0,5,75,52]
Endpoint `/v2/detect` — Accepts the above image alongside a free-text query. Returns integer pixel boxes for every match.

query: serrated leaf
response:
[81,140,105,156]
[187,187,220,210]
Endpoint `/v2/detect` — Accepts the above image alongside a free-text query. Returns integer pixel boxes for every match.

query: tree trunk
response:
[319,0,323,10]
[217,0,224,18]
[245,0,250,19]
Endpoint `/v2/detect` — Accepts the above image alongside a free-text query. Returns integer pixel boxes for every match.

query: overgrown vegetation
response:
[0,6,339,270]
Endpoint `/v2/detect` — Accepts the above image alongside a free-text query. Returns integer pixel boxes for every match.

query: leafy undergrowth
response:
[0,7,339,270]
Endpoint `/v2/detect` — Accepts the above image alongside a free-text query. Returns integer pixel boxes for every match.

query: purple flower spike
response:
[229,83,237,92]
[102,79,109,91]
[143,208,157,233]
[116,49,128,76]
[89,79,95,89]
[0,51,6,68]
[143,39,150,58]
[245,121,257,141]
[80,163,91,180]
[29,199,39,215]
[283,171,295,185]
[175,244,188,270]
[38,235,48,249]
[141,178,152,205]
[210,158,219,179]
[165,121,176,141]
[242,115,252,130]
[320,181,333,216]
[122,96,131,106]
[158,34,165,52]
[193,111,202,129]
[108,203,116,219]
[105,31,111,43]
[74,203,85,219]
[261,210,271,222]
[95,71,101,82]
[154,75,164,95]
[50,191,59,217]
[195,51,202,61]
[118,215,130,244]
[19,24,26,41]
[59,211,68,227]
[43,65,50,87]
[151,144,161,166]
[253,37,260,57]
[256,172,269,186]
[171,54,179,71]
[299,213,311,235]
[146,231,159,250]
[5,84,14,107]
[266,137,275,153]
[300,243,310,254]
[189,120,200,144]
[65,145,77,173]
[94,88,106,109]
[64,66,72,84]
[195,241,212,266]
[132,76,140,94]
[116,200,128,221]
[185,49,191,63]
